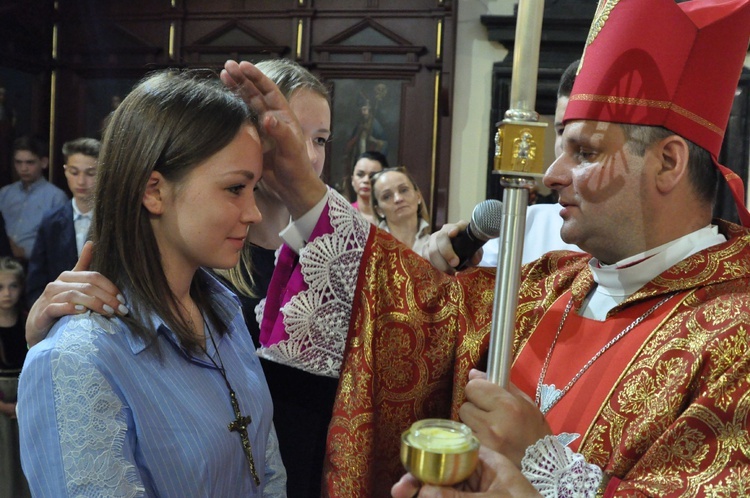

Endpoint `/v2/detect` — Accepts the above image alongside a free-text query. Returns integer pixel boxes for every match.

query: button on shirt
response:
[71,200,92,256]
[0,178,68,257]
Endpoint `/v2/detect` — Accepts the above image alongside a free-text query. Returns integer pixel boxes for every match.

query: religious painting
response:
[329,78,402,197]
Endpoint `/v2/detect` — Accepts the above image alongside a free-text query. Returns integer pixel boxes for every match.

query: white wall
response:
[448,0,513,222]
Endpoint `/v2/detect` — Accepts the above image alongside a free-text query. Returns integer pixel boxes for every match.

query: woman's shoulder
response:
[28,312,128,364]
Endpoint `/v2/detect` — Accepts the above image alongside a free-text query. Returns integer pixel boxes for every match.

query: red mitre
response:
[564,0,750,225]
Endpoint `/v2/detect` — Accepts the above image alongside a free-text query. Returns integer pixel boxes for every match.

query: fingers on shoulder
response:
[45,281,127,317]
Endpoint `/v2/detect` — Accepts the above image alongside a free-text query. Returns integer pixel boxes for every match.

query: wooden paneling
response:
[0,0,456,226]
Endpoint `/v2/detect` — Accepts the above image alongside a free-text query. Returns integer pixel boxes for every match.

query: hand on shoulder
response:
[26,242,128,346]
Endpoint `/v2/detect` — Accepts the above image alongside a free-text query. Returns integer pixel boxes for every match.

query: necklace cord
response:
[201,324,262,486]
[535,293,675,415]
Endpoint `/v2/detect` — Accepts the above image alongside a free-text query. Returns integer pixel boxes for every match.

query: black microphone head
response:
[470,199,503,241]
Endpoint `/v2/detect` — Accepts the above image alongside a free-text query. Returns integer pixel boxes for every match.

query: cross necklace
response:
[201,324,261,486]
[535,292,675,415]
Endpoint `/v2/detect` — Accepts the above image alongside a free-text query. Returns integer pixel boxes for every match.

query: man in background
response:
[0,136,67,264]
[480,59,582,267]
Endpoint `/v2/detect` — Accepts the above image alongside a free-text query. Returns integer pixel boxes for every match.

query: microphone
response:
[452,199,503,270]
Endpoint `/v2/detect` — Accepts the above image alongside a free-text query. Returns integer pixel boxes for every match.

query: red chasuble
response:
[322,219,750,497]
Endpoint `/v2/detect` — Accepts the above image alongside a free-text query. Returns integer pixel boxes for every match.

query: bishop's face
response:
[543,119,654,264]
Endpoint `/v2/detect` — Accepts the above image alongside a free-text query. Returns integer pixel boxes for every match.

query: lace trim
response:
[254,299,265,332]
[521,435,603,498]
[257,191,370,378]
[52,314,144,496]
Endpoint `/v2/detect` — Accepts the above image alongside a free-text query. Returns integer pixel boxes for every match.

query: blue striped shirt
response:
[17,271,286,497]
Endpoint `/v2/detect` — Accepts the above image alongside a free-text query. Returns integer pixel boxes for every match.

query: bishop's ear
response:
[654,134,690,195]
[142,171,166,215]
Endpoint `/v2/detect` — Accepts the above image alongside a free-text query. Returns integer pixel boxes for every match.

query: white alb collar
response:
[588,225,726,298]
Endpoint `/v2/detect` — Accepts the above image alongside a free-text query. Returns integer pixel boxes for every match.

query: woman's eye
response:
[313,137,329,147]
[228,184,247,195]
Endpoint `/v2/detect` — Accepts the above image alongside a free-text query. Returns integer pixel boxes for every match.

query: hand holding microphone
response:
[452,199,503,270]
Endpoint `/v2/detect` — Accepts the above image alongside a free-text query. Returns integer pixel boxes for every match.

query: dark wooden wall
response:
[0,0,456,226]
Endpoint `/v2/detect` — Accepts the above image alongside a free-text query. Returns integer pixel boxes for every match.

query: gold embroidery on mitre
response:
[569,94,723,136]
[579,0,621,72]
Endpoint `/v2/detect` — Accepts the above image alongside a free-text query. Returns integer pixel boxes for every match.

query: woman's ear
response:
[655,135,689,195]
[142,171,166,215]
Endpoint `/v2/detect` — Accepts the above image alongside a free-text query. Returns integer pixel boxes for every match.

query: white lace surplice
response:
[257,191,370,378]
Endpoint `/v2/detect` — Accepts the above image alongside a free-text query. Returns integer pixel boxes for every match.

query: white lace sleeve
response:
[257,191,371,378]
[53,316,143,497]
[521,435,603,498]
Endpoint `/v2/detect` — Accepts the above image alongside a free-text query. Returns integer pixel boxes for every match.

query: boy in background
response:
[0,136,67,263]
[26,138,100,307]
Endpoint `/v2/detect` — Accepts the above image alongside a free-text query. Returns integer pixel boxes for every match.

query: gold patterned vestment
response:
[322,218,750,497]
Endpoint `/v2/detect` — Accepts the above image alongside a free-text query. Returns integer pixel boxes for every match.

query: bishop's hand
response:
[459,369,552,468]
[391,446,541,497]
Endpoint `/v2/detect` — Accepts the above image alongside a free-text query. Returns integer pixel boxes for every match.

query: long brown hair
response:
[92,69,257,352]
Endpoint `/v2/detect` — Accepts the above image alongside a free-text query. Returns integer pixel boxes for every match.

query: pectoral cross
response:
[227,389,260,486]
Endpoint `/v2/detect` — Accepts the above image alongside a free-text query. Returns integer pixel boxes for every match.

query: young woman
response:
[370,167,431,254]
[24,59,334,498]
[348,150,388,225]
[218,58,331,341]
[0,257,30,498]
[17,70,285,497]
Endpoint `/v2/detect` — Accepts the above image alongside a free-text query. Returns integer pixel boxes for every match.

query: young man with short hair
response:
[0,136,67,262]
[25,137,100,306]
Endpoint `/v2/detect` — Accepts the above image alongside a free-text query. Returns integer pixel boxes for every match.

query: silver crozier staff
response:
[487,0,548,387]
[400,1,549,483]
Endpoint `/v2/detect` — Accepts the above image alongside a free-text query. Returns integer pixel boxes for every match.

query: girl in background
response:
[215,58,336,497]
[0,256,30,498]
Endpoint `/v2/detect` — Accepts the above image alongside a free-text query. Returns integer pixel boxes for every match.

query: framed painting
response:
[328,78,402,197]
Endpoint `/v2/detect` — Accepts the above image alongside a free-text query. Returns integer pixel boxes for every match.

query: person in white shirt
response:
[480,60,581,267]
[25,138,100,307]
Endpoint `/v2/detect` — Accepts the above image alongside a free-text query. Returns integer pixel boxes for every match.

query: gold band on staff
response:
[487,0,548,387]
